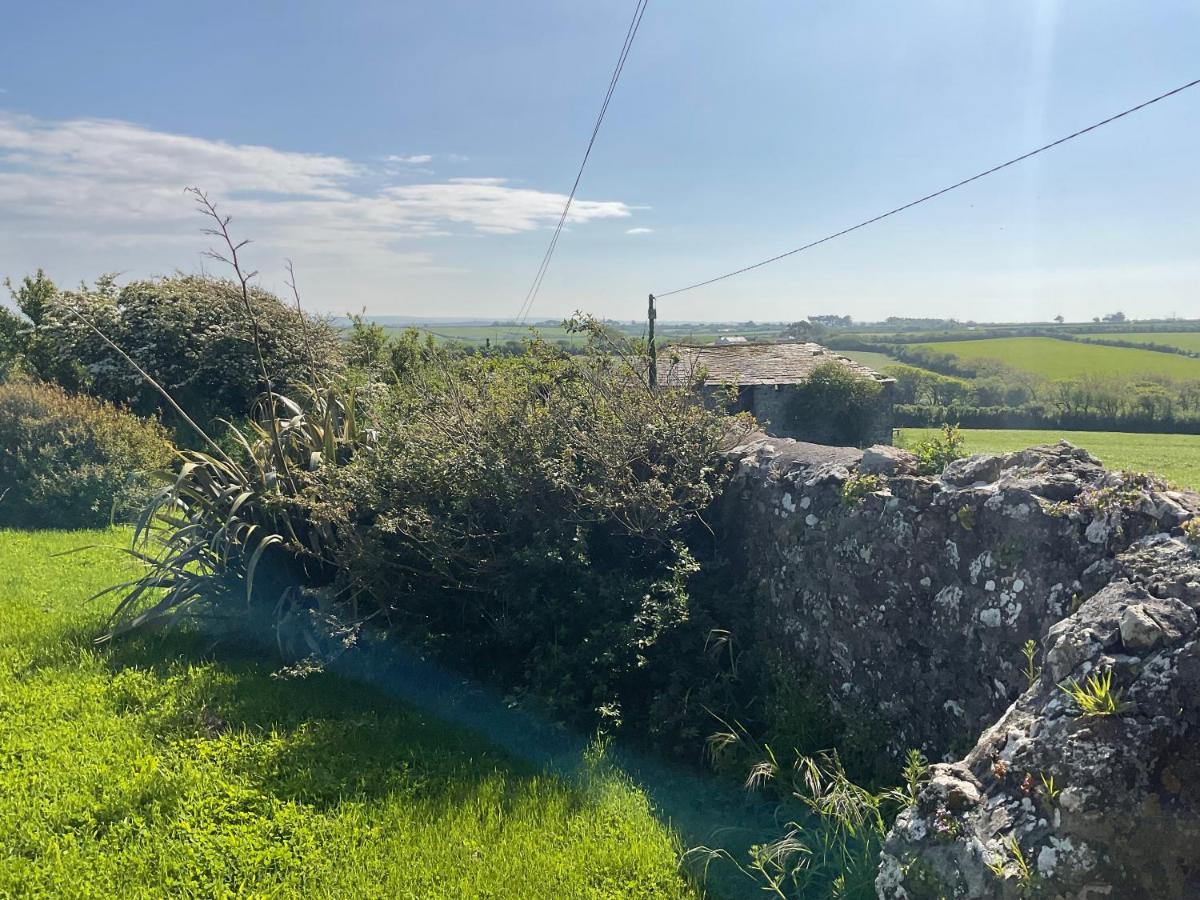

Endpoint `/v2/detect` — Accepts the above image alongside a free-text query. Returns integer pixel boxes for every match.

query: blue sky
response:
[1,1,1197,323]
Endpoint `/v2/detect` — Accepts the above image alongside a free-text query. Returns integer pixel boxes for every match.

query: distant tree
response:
[810,314,852,328]
[1102,311,1127,323]
[2,270,86,387]
[1054,315,1065,324]
[781,319,828,340]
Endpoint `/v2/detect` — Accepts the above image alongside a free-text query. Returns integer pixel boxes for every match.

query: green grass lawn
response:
[911,336,1200,380]
[0,530,695,899]
[1077,332,1200,353]
[896,428,1200,490]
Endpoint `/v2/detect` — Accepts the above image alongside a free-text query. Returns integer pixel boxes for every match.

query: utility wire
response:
[655,76,1200,299]
[509,0,649,334]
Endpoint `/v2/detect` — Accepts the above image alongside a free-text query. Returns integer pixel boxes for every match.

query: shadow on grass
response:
[76,612,781,899]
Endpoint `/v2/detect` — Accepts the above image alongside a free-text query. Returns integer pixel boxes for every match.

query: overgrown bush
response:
[315,325,752,726]
[0,379,173,528]
[36,273,343,434]
[785,361,884,447]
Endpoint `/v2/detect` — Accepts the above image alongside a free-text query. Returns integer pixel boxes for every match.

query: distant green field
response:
[1076,332,1200,354]
[839,349,902,371]
[912,337,1200,380]
[379,323,784,348]
[895,428,1200,490]
[394,324,590,346]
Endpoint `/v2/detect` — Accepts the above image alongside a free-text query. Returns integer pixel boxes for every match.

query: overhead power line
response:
[655,76,1200,300]
[511,0,649,330]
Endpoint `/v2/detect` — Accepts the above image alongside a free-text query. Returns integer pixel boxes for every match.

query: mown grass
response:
[896,428,1200,490]
[911,336,1200,380]
[0,529,696,899]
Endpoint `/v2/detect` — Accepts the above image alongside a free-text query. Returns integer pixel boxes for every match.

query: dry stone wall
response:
[715,433,1200,897]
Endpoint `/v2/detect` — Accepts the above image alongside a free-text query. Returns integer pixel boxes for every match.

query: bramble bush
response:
[0,379,173,528]
[314,322,753,725]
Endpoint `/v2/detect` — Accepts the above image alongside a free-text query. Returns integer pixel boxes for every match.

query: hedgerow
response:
[0,379,173,528]
[37,273,343,434]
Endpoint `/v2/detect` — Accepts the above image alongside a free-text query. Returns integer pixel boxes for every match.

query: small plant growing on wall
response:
[841,472,884,507]
[1021,639,1041,690]
[1182,517,1200,546]
[911,423,966,475]
[956,504,976,531]
[1059,668,1131,718]
[986,836,1037,892]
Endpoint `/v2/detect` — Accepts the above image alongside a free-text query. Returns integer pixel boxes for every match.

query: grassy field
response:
[911,336,1200,380]
[0,530,695,898]
[896,428,1200,489]
[839,349,902,371]
[376,322,784,348]
[1076,332,1200,354]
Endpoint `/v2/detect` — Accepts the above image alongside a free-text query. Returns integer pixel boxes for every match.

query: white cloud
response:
[626,227,654,235]
[385,153,433,164]
[0,111,634,295]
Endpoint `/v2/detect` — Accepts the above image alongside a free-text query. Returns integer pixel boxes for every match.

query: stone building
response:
[663,340,895,445]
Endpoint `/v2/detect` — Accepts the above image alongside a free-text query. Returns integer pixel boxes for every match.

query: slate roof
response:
[661,341,892,387]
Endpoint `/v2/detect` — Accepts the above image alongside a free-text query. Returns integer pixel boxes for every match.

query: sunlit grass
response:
[0,529,695,899]
[896,427,1200,490]
[911,336,1200,380]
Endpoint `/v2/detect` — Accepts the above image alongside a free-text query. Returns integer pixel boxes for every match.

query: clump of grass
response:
[696,716,929,900]
[986,835,1037,892]
[1058,667,1131,718]
[1021,639,1041,691]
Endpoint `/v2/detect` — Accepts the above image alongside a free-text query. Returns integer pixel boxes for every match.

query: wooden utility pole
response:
[647,293,657,389]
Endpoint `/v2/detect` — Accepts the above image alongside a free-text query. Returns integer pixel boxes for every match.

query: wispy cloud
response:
[0,111,634,286]
[385,153,433,164]
[626,227,653,235]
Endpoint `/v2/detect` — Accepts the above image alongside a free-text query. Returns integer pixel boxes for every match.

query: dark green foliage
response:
[0,379,173,528]
[316,331,751,727]
[784,361,883,447]
[2,270,87,386]
[39,274,343,435]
